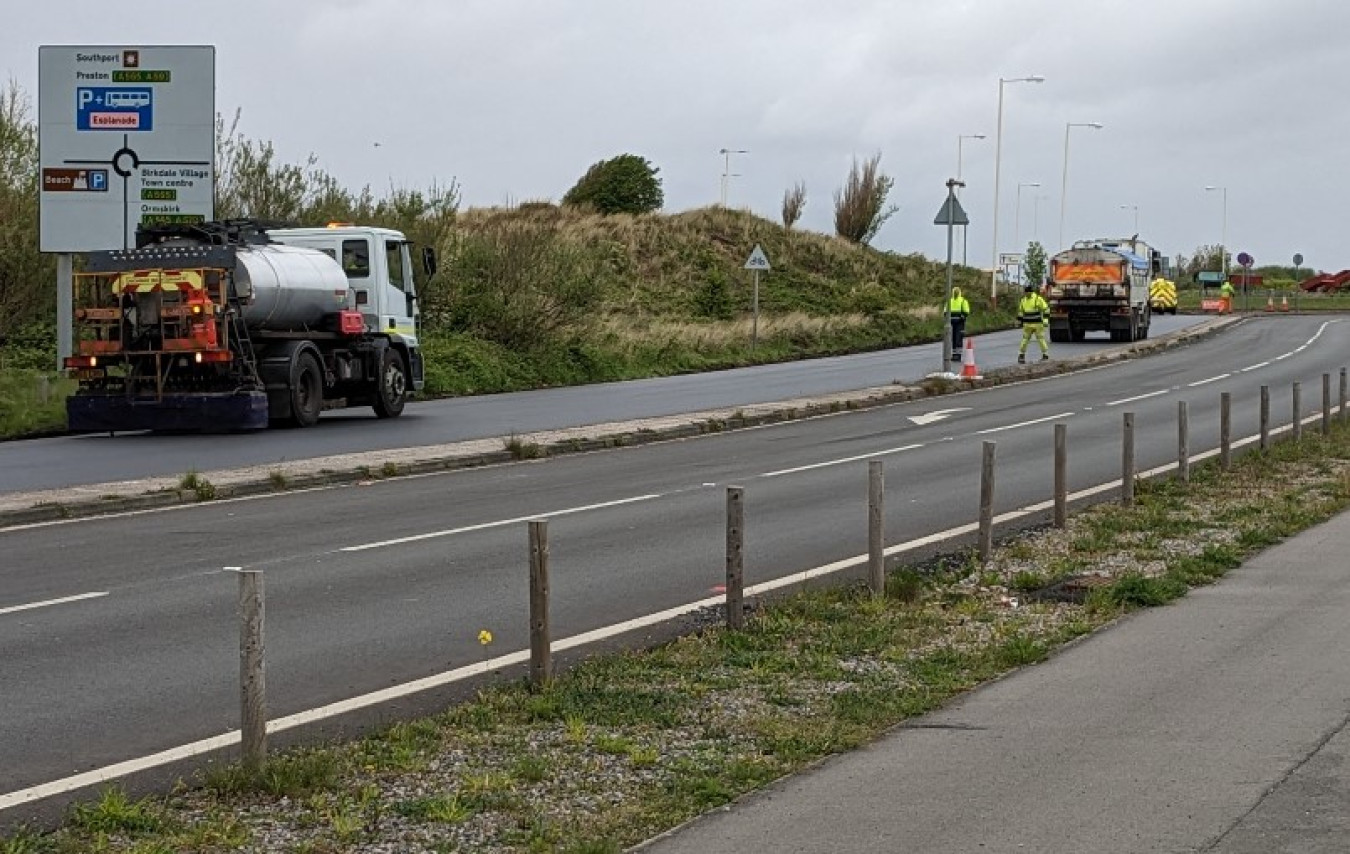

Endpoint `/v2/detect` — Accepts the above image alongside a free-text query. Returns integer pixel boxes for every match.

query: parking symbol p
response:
[90,170,107,191]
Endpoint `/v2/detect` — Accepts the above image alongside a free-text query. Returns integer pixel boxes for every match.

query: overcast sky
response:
[7,0,1349,273]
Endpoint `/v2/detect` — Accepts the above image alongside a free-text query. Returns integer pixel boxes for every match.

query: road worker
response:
[1017,283,1050,364]
[947,286,972,361]
[1218,279,1235,314]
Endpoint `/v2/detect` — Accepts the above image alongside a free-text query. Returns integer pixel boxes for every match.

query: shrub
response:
[782,181,807,229]
[833,154,897,246]
[562,154,664,215]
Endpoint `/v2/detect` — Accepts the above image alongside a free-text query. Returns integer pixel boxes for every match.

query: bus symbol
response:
[105,90,151,109]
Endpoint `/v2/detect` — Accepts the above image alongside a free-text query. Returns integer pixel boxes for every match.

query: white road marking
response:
[341,494,664,552]
[761,443,924,478]
[1240,361,1270,372]
[907,408,970,426]
[1105,389,1169,406]
[1188,373,1230,387]
[5,400,1345,813]
[0,591,107,617]
[975,412,1074,435]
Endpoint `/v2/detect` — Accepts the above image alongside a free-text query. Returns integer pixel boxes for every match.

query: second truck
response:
[1045,237,1166,343]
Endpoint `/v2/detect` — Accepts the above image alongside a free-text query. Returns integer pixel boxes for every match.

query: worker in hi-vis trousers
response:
[1017,283,1050,363]
[947,286,971,361]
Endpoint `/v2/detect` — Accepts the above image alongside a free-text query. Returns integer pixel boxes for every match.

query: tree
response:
[562,154,663,215]
[781,181,806,229]
[832,154,897,245]
[1024,241,1047,288]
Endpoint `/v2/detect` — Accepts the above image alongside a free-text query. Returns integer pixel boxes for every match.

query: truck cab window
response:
[384,240,407,293]
[341,240,370,278]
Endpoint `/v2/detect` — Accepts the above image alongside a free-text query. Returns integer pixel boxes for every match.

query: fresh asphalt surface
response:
[3,314,1349,830]
[0,316,1202,494]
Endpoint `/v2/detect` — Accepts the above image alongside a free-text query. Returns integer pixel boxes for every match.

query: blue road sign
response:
[88,170,107,191]
[76,87,154,131]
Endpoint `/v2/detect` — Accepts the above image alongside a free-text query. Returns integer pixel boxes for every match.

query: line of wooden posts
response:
[230,368,1349,771]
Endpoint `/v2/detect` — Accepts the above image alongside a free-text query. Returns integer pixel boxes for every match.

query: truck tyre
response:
[373,348,408,419]
[289,352,323,428]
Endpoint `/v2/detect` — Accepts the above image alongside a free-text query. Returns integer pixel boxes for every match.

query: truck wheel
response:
[373,348,407,419]
[290,353,323,428]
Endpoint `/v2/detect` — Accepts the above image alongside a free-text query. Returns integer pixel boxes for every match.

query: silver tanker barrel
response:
[233,244,355,331]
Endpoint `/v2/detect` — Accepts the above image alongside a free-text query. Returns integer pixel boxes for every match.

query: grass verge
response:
[7,421,1350,852]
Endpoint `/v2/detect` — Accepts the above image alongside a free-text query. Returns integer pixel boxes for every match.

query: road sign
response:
[932,195,969,226]
[744,244,771,271]
[1237,251,1253,267]
[39,46,215,252]
[1293,253,1304,267]
[999,253,1023,266]
[1198,271,1226,283]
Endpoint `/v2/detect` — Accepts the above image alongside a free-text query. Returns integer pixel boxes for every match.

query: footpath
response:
[637,510,1350,854]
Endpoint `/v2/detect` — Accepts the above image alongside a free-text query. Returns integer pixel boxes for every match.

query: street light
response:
[1014,181,1040,254]
[957,133,986,265]
[1057,121,1103,251]
[718,148,748,207]
[989,74,1045,304]
[1119,204,1139,234]
[1204,185,1228,281]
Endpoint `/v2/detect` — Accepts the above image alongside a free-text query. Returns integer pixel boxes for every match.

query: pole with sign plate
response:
[744,245,771,352]
[933,180,969,370]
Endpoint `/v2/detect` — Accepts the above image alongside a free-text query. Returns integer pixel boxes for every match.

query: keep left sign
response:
[76,86,154,131]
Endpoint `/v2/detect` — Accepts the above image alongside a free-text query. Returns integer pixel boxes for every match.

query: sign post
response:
[1237,251,1254,312]
[1293,252,1304,311]
[933,180,969,371]
[743,244,771,352]
[39,45,215,368]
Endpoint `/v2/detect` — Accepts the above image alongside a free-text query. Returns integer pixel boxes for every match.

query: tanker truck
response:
[63,219,433,432]
[1046,237,1163,343]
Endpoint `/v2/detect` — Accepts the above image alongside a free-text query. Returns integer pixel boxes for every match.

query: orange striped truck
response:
[1046,238,1165,343]
[64,220,433,432]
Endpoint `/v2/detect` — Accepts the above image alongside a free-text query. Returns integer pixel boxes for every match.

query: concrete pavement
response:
[637,511,1350,854]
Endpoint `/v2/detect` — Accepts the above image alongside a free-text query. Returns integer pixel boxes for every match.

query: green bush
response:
[563,154,664,215]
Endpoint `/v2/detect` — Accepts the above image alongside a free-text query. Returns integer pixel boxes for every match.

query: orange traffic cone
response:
[1280,295,1290,312]
[1265,294,1275,311]
[961,337,982,380]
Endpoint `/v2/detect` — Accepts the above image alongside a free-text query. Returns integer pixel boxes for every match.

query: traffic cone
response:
[1280,295,1290,312]
[1265,294,1275,312]
[960,337,982,379]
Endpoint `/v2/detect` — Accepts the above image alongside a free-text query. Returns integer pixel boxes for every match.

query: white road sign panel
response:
[39,45,215,252]
[744,244,771,271]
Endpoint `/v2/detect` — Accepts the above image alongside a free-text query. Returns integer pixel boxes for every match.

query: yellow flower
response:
[478,629,493,645]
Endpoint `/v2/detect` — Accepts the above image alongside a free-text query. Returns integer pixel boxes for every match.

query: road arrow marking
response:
[907,408,970,426]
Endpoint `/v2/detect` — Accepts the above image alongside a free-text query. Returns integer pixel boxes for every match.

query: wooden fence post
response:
[528,519,551,689]
[1260,386,1270,451]
[725,486,744,630]
[237,568,266,774]
[1177,400,1190,483]
[1292,382,1302,441]
[1340,368,1347,425]
[978,441,995,564]
[1053,423,1067,529]
[1220,392,1232,471]
[1122,412,1135,507]
[868,461,884,595]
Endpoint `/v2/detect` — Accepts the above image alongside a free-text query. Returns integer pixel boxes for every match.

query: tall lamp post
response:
[989,74,1045,305]
[1014,181,1041,255]
[1204,185,1228,283]
[718,148,748,207]
[1057,121,1103,251]
[957,133,986,264]
[1119,204,1139,234]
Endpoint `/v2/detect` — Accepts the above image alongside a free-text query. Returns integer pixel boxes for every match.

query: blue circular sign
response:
[1237,252,1253,267]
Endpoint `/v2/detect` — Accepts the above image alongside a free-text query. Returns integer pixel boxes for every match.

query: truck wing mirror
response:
[421,246,438,278]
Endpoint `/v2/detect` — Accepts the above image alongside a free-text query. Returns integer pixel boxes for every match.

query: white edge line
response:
[341,494,662,552]
[3,406,1344,811]
[0,591,107,617]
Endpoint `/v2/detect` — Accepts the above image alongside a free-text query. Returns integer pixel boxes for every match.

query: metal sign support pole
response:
[751,269,760,353]
[56,253,73,372]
